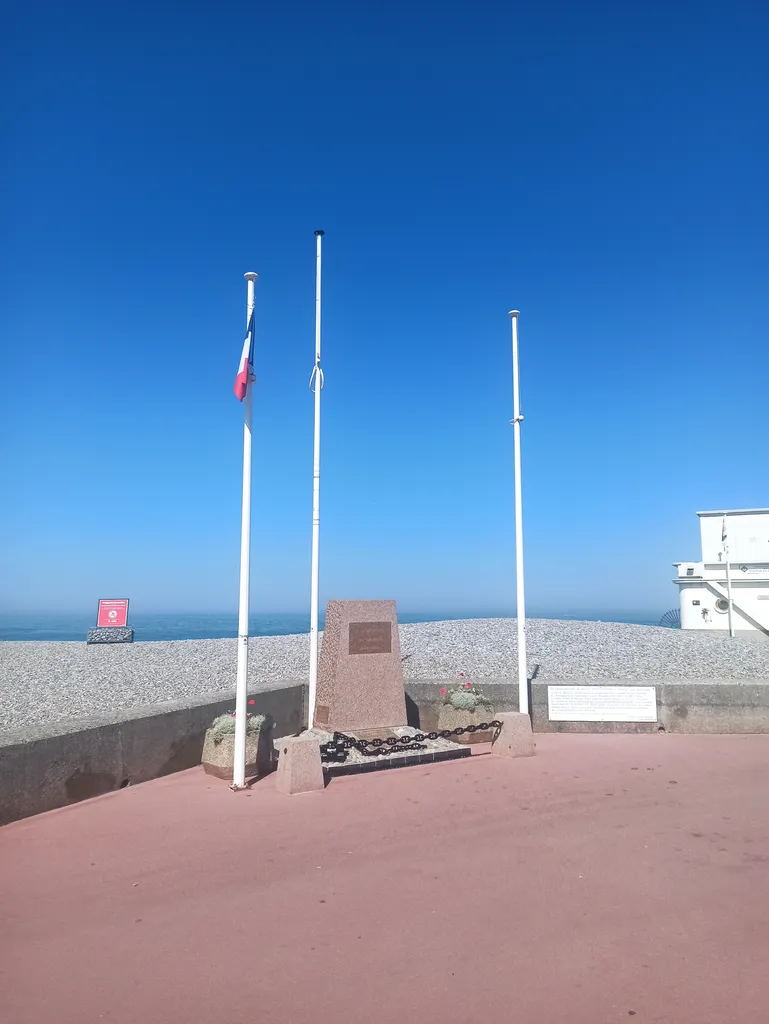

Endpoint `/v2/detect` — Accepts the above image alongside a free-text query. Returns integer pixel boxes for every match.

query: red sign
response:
[97,599,129,628]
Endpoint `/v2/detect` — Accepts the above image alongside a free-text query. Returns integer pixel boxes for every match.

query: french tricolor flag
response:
[233,312,254,401]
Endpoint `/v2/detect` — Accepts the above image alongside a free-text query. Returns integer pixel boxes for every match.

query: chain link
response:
[319,722,502,764]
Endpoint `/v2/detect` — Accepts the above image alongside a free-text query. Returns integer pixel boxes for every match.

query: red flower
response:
[459,672,465,677]
[248,699,255,705]
[465,682,472,688]
[230,713,236,717]
[440,688,446,695]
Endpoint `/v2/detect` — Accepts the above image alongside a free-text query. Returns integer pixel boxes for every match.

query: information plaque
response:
[97,599,129,628]
[548,685,657,723]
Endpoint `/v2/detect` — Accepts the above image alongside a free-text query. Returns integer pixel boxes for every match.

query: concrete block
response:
[201,730,262,781]
[275,734,325,795]
[437,705,497,744]
[86,627,134,644]
[491,712,535,758]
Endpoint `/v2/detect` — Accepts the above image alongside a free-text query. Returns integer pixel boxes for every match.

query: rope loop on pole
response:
[309,364,325,393]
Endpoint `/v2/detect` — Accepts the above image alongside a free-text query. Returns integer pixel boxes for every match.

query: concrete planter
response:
[437,704,496,743]
[202,729,264,780]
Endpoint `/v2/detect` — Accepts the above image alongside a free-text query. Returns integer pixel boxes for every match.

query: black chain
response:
[319,722,502,764]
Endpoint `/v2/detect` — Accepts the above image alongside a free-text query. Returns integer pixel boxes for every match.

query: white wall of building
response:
[699,510,769,564]
[678,577,769,631]
[675,509,769,635]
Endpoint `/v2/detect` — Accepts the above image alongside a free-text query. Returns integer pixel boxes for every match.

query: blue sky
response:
[2,0,767,617]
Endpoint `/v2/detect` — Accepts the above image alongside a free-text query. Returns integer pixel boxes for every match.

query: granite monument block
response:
[314,600,408,732]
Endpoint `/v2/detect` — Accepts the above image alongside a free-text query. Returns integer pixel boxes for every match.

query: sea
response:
[0,610,664,642]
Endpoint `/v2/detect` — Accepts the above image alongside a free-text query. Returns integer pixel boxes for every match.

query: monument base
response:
[316,725,472,778]
[324,743,470,778]
[87,628,134,644]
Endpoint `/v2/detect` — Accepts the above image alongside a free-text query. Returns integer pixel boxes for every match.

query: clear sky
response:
[3,0,767,617]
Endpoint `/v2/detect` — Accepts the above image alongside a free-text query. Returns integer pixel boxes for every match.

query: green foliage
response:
[209,712,265,745]
[441,676,493,714]
[448,689,482,711]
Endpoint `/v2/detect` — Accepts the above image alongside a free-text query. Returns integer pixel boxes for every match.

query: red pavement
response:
[2,734,769,1024]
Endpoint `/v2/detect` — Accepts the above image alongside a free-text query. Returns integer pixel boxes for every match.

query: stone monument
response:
[313,600,408,733]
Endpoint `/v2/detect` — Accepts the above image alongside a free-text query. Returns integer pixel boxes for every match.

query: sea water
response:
[0,609,664,642]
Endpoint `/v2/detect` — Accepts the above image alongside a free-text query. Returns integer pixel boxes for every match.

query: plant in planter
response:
[201,709,269,780]
[437,673,495,738]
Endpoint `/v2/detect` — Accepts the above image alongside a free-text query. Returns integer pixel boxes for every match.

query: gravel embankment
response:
[2,618,769,734]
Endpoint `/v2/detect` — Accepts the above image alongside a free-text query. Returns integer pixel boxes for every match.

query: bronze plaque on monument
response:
[348,621,392,655]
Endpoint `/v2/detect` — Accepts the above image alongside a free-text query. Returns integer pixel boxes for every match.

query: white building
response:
[674,509,769,635]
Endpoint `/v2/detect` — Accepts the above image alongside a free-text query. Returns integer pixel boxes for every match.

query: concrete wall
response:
[3,677,769,827]
[531,680,769,734]
[404,681,520,730]
[392,679,769,735]
[0,685,304,826]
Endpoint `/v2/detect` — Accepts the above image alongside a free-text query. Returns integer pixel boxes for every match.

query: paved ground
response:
[2,735,768,1024]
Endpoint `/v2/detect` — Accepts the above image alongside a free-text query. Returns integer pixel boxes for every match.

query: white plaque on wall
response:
[548,685,657,723]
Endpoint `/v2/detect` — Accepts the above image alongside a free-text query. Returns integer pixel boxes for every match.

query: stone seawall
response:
[3,676,769,825]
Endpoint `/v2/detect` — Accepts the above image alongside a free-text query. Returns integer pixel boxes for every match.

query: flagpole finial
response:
[508,310,520,318]
[244,272,259,282]
[314,230,325,237]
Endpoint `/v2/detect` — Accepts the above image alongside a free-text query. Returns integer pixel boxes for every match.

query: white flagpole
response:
[232,271,258,790]
[723,515,735,638]
[509,310,528,715]
[308,230,324,728]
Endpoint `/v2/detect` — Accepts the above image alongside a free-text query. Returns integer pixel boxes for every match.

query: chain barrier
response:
[319,722,503,764]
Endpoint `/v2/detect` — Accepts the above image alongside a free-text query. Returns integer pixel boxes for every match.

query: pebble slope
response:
[2,618,768,732]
